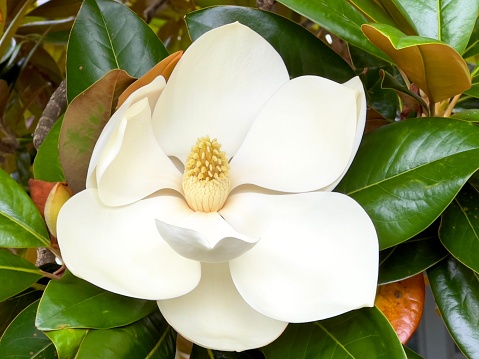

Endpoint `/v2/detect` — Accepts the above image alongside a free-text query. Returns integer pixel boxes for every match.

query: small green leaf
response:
[263,307,406,358]
[36,271,157,330]
[0,168,50,248]
[0,300,56,358]
[379,226,448,284]
[440,182,479,272]
[277,0,389,60]
[0,288,42,336]
[362,23,471,103]
[0,249,43,302]
[186,6,355,82]
[337,118,479,249]
[404,346,424,359]
[33,117,65,182]
[66,0,168,102]
[428,256,479,359]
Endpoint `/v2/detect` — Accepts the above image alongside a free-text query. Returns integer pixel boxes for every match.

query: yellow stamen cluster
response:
[182,136,230,212]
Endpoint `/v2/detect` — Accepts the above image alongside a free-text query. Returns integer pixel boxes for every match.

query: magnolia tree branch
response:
[33,80,67,150]
[256,0,275,10]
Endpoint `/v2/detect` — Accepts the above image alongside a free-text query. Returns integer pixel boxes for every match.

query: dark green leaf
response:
[36,271,157,330]
[0,288,42,336]
[186,6,355,82]
[277,0,389,60]
[66,0,168,102]
[0,168,50,248]
[451,109,479,122]
[73,309,175,359]
[379,226,448,284]
[428,256,479,358]
[0,300,56,358]
[27,0,82,18]
[33,117,65,182]
[404,346,424,359]
[440,182,479,272]
[263,307,406,358]
[0,249,43,302]
[463,18,479,58]
[337,118,479,249]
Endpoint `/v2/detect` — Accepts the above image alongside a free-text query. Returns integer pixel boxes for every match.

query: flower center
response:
[182,136,230,212]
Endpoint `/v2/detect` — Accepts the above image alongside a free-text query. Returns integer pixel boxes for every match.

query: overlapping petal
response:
[220,191,378,322]
[157,262,288,351]
[151,22,290,161]
[229,76,362,192]
[57,189,200,300]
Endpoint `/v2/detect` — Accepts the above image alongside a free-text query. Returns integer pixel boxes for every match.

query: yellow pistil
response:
[182,136,230,212]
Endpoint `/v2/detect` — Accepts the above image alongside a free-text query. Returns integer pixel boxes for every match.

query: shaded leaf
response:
[440,182,479,273]
[0,300,56,358]
[277,0,389,60]
[375,274,425,344]
[60,69,135,193]
[27,0,82,18]
[336,118,479,249]
[0,249,43,302]
[263,307,406,358]
[0,168,50,248]
[33,117,65,182]
[0,288,42,336]
[191,346,264,358]
[186,6,355,82]
[378,223,448,284]
[362,23,471,103]
[404,346,424,359]
[428,256,479,359]
[451,109,479,122]
[66,0,168,102]
[36,271,157,330]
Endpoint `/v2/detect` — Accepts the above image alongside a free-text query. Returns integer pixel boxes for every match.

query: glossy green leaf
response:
[0,168,50,248]
[440,182,479,272]
[0,288,42,336]
[45,328,89,359]
[66,0,168,102]
[186,6,354,82]
[452,109,479,122]
[362,23,471,103]
[348,0,396,26]
[463,18,479,58]
[336,118,479,249]
[263,307,406,358]
[0,249,43,302]
[404,346,424,359]
[33,117,65,182]
[277,0,389,60]
[60,69,135,193]
[379,225,448,284]
[73,310,175,359]
[373,0,417,35]
[36,271,157,330]
[0,300,56,358]
[390,0,479,54]
[428,256,479,359]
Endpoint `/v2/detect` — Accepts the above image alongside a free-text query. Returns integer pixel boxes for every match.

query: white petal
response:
[87,76,167,188]
[151,22,289,162]
[220,191,378,323]
[57,188,200,300]
[156,211,259,263]
[158,262,288,351]
[229,76,364,192]
[322,76,367,191]
[95,97,183,206]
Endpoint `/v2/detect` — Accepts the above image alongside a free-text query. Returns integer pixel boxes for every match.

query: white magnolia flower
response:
[57,22,378,351]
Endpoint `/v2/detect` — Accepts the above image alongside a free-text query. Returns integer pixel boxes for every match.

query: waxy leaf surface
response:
[36,271,157,330]
[186,6,355,82]
[428,256,479,359]
[263,307,406,358]
[337,118,479,249]
[0,168,50,248]
[0,300,56,358]
[362,24,471,103]
[33,118,65,183]
[0,249,43,302]
[66,0,167,101]
[0,288,42,336]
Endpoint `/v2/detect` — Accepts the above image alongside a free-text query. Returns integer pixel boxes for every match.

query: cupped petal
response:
[87,76,167,188]
[151,22,290,162]
[155,211,259,263]
[229,76,365,192]
[220,190,378,323]
[57,188,200,300]
[157,262,288,351]
[95,97,183,206]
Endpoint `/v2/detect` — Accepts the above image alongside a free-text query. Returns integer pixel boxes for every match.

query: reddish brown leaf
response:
[375,273,425,344]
